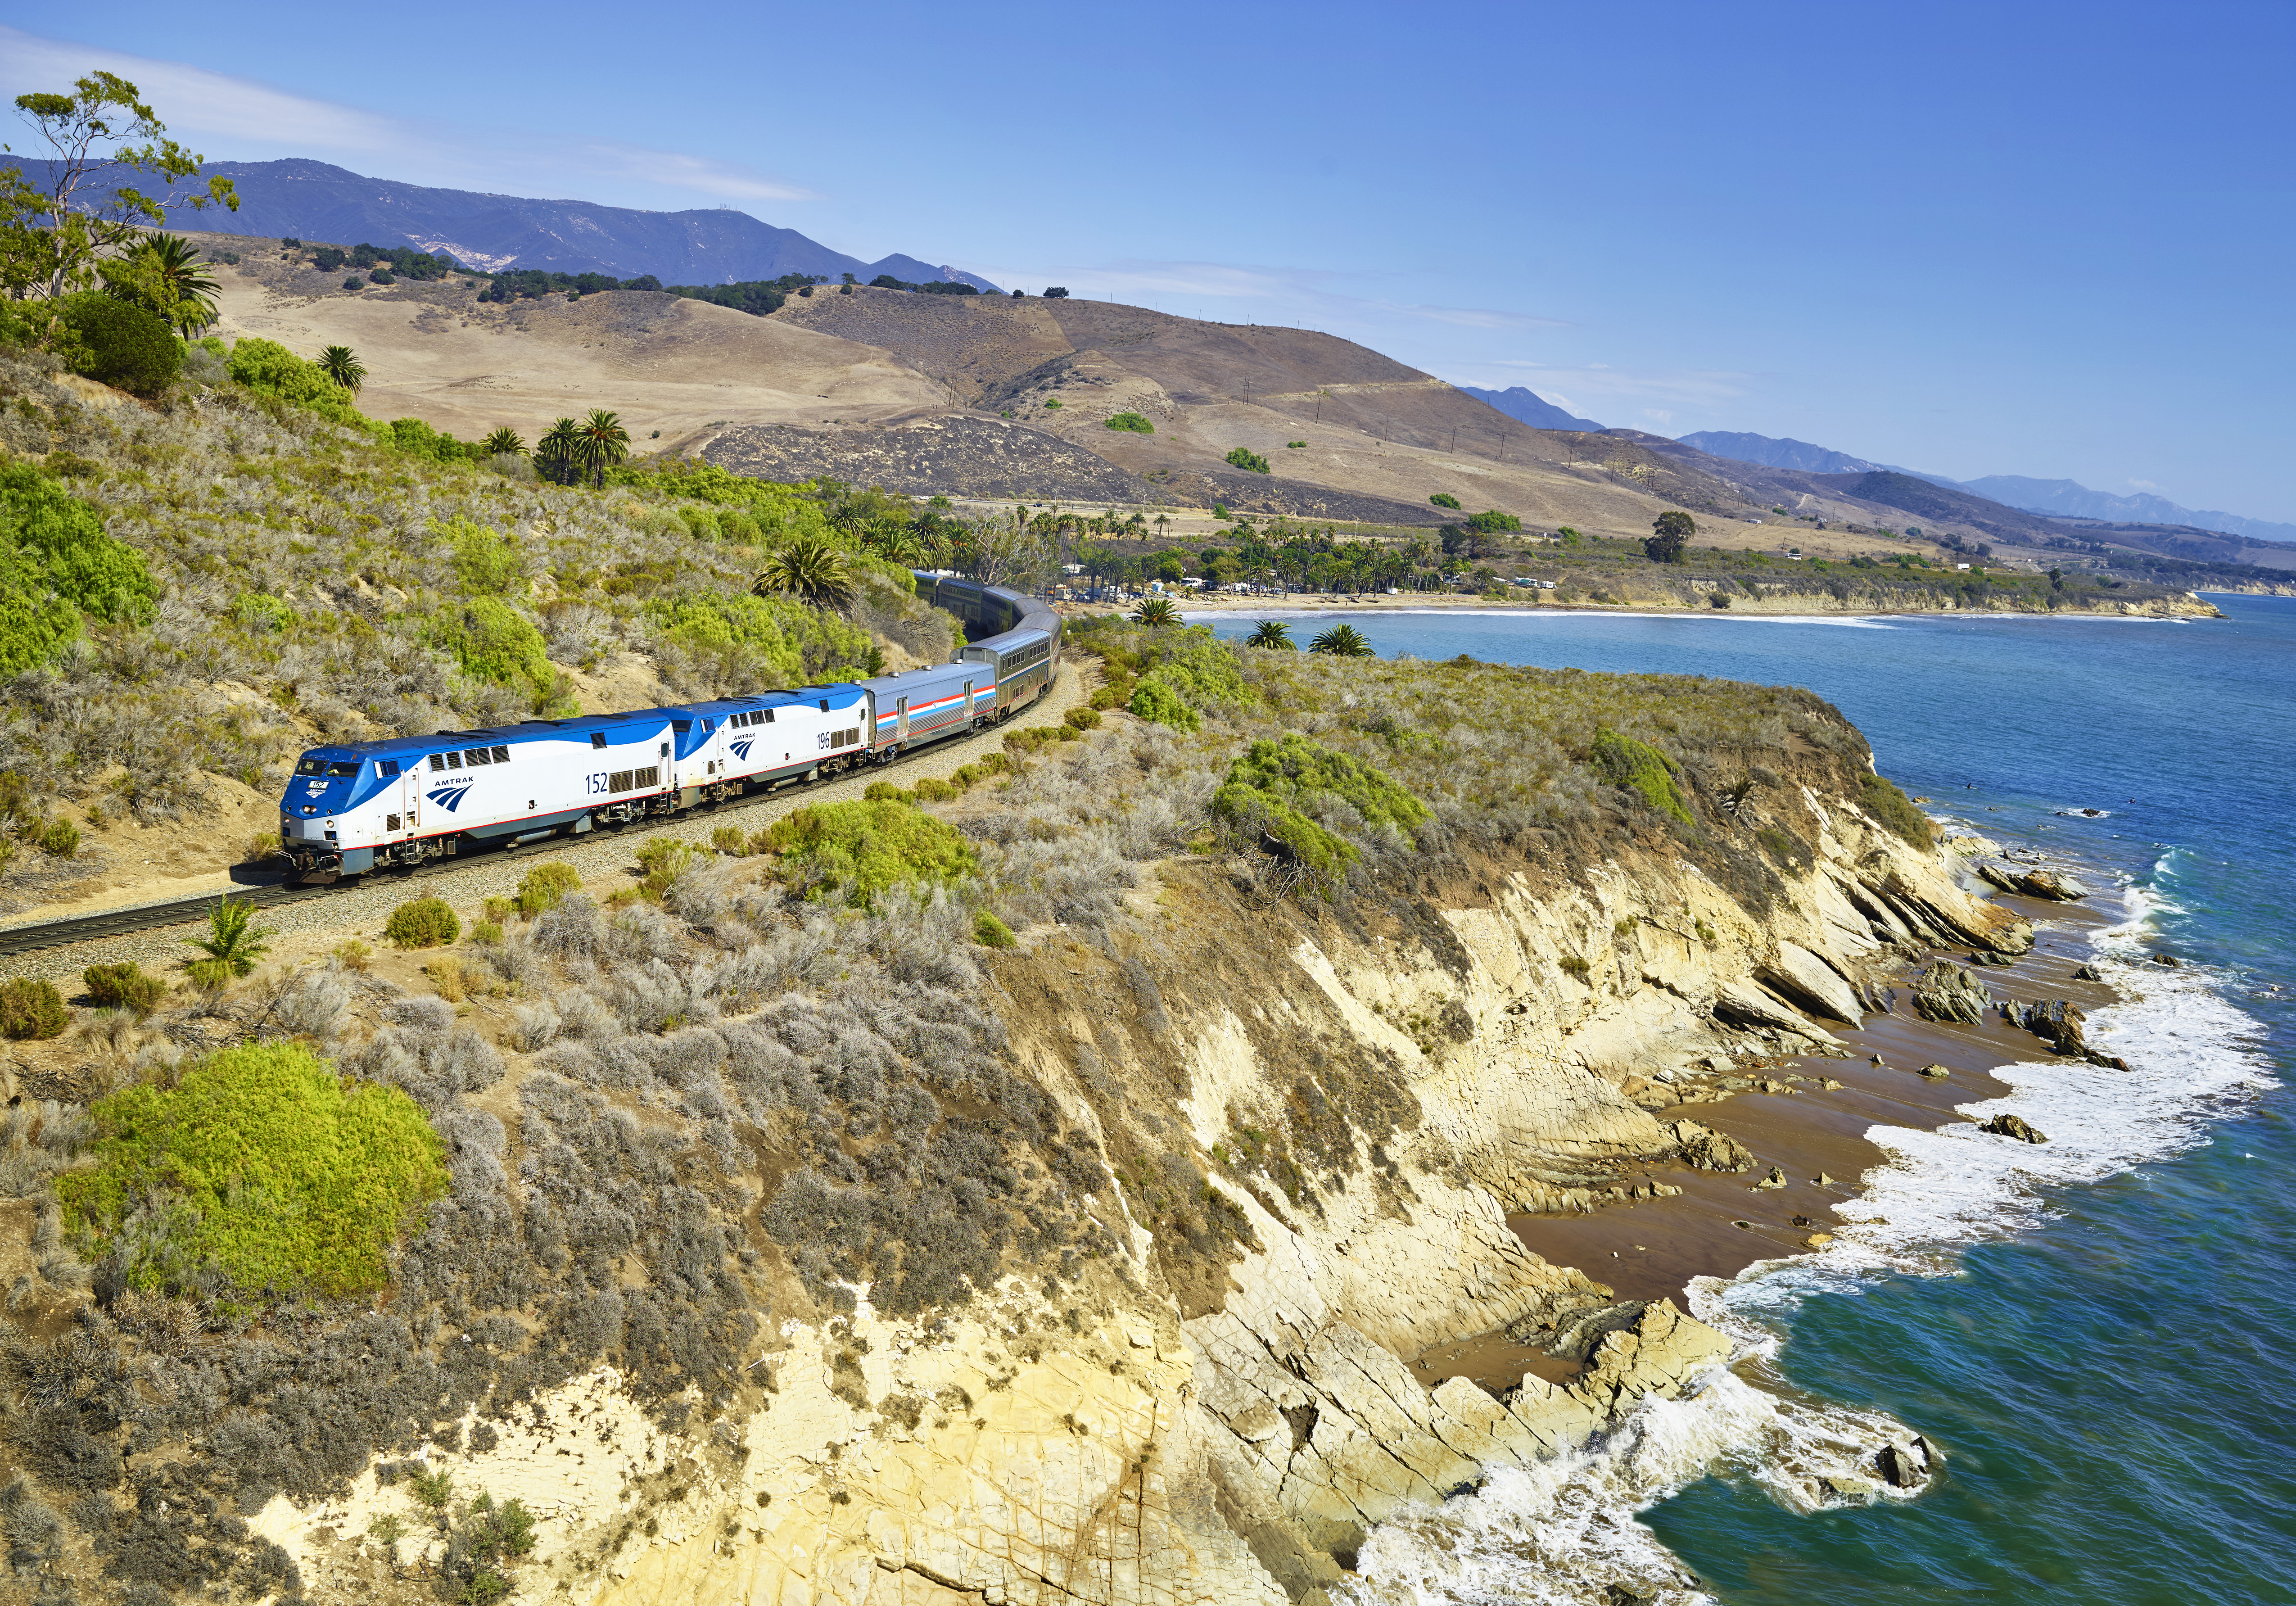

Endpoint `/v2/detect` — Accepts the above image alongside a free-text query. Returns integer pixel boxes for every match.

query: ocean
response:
[1200,596,2296,1606]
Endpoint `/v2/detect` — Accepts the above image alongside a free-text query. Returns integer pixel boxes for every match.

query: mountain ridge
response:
[1458,384,1604,432]
[128,157,999,291]
[1680,427,2295,547]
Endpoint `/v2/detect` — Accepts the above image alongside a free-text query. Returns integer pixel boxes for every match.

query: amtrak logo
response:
[426,781,472,812]
[730,739,754,760]
[304,780,325,795]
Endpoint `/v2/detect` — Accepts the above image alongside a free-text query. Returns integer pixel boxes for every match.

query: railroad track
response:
[0,882,338,958]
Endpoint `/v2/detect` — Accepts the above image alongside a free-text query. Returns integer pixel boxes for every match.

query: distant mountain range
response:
[1679,429,2296,546]
[1458,385,1604,432]
[127,158,998,290]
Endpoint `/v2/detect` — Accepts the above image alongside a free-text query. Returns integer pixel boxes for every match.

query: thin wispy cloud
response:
[1463,360,1754,409]
[0,25,816,208]
[974,256,1570,336]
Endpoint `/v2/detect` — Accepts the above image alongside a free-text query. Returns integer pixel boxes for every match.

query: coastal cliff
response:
[0,643,2025,1606]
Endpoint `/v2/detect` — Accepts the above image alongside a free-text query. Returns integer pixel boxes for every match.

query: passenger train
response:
[276,575,1060,884]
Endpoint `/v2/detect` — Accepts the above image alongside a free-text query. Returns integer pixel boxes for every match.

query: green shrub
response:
[57,293,182,395]
[951,764,983,789]
[226,336,363,425]
[911,776,959,802]
[469,920,504,946]
[1104,412,1155,434]
[34,817,79,857]
[1430,493,1462,510]
[1466,509,1522,533]
[1128,677,1199,731]
[184,896,273,982]
[634,836,705,899]
[1225,447,1271,475]
[0,461,158,675]
[1063,707,1102,731]
[443,517,524,594]
[429,596,569,714]
[439,1489,537,1606]
[973,911,1017,948]
[384,896,460,948]
[757,800,975,908]
[1860,772,1934,848]
[864,780,916,804]
[1211,734,1427,896]
[1590,728,1693,825]
[57,1042,448,1299]
[712,825,749,855]
[0,977,68,1040]
[1558,953,1592,978]
[976,751,1012,776]
[389,417,473,464]
[83,963,164,1015]
[512,861,582,917]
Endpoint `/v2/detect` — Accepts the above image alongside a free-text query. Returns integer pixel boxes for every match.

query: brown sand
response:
[1408,893,2125,1391]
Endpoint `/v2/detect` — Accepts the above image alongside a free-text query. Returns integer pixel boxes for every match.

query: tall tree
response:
[481,427,526,457]
[99,231,219,334]
[1,73,238,302]
[536,417,582,485]
[576,408,631,487]
[1645,510,1696,564]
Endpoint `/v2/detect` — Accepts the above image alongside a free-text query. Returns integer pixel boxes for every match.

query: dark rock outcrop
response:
[1981,1113,2048,1143]
[1664,1119,1754,1173]
[1910,962,1991,1025]
[1978,861,2093,901]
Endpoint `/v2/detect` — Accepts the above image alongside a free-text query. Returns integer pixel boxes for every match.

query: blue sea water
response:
[1201,597,2296,1606]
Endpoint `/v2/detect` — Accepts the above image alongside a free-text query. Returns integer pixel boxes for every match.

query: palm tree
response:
[318,345,366,393]
[867,523,926,565]
[1153,514,1170,539]
[482,426,526,457]
[1132,597,1180,628]
[183,896,274,987]
[143,233,220,335]
[1308,623,1373,657]
[576,408,631,487]
[1246,620,1296,650]
[536,417,582,484]
[755,533,854,609]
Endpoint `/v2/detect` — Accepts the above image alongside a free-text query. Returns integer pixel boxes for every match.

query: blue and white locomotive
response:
[277,575,1059,883]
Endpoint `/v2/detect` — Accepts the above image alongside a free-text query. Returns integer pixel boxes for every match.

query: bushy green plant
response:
[1225,447,1271,475]
[1104,412,1155,434]
[384,896,460,949]
[1465,509,1521,533]
[911,776,960,802]
[83,962,164,1015]
[633,836,706,900]
[1128,677,1199,731]
[973,910,1017,948]
[225,336,363,425]
[711,825,749,855]
[512,861,582,917]
[440,1488,538,1606]
[1211,734,1427,896]
[757,799,975,908]
[0,461,158,675]
[56,1042,449,1298]
[646,589,873,686]
[34,816,79,856]
[430,596,569,714]
[863,780,916,804]
[1063,706,1102,731]
[0,977,68,1040]
[1591,728,1693,825]
[1429,493,1462,510]
[57,292,182,395]
[184,896,274,981]
[1860,772,1934,848]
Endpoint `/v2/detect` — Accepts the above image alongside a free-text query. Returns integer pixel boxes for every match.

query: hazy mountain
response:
[1676,430,1892,475]
[1679,428,2295,547]
[129,158,997,290]
[1961,475,2296,544]
[1457,385,1603,431]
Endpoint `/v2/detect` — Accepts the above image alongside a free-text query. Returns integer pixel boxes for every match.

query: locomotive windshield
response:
[294,758,361,778]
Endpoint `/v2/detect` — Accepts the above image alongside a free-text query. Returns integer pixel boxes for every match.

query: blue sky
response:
[6,2,2291,520]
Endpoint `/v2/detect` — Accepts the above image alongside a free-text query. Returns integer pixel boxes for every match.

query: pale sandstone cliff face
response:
[254,776,2023,1606]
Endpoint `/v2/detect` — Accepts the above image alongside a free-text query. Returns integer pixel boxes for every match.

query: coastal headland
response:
[1,607,2134,1605]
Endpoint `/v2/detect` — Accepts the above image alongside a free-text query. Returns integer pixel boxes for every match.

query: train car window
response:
[762,709,774,723]
[491,745,510,764]
[428,754,446,772]
[671,720,692,734]
[590,732,608,749]
[294,758,325,776]
[464,748,492,767]
[377,760,400,778]
[818,698,830,712]
[325,761,359,776]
